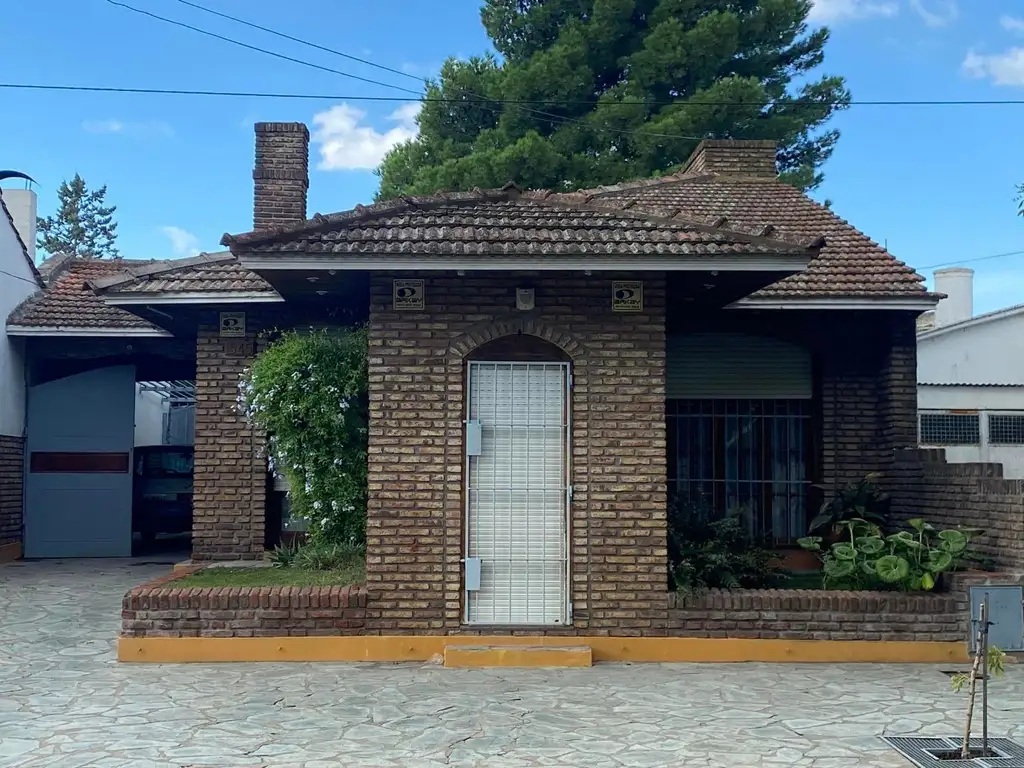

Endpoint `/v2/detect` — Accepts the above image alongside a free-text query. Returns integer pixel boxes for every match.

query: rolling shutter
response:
[667,333,812,399]
[466,362,568,625]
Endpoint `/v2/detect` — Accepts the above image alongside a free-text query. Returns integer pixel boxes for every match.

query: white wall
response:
[0,191,38,437]
[133,387,168,446]
[918,312,1024,386]
[918,384,1024,478]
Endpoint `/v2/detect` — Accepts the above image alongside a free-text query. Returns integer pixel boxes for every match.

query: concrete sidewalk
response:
[2,558,1022,767]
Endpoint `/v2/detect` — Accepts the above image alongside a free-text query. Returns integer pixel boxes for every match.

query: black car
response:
[132,445,194,544]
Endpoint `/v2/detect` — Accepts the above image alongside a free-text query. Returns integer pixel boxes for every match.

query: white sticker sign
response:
[612,281,643,313]
[393,279,425,311]
[219,311,246,337]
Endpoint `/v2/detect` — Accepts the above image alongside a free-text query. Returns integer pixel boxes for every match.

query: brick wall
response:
[366,271,667,634]
[0,435,23,548]
[121,571,367,637]
[253,122,308,231]
[192,325,266,561]
[682,140,778,177]
[668,588,962,641]
[890,448,1024,571]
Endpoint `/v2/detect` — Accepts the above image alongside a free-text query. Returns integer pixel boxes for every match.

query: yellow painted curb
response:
[0,541,22,563]
[118,635,970,665]
[443,645,593,668]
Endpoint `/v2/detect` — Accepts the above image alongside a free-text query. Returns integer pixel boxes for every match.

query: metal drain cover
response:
[883,737,1024,768]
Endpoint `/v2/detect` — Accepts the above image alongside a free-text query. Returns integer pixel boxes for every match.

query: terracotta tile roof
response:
[7,258,161,330]
[91,252,276,295]
[585,174,928,299]
[224,187,819,260]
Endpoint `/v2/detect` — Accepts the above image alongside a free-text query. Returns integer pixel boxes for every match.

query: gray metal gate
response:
[24,366,136,557]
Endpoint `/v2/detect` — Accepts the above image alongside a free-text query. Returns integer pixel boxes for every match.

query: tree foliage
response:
[36,173,120,258]
[237,327,368,546]
[377,0,849,198]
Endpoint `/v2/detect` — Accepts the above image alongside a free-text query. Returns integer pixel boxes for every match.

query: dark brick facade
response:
[0,435,23,549]
[192,325,266,561]
[668,589,961,642]
[122,570,367,637]
[366,272,668,634]
[890,449,1024,572]
[253,122,308,231]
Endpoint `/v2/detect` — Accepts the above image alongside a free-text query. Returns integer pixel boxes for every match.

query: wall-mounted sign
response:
[516,287,535,311]
[219,311,246,338]
[393,279,424,311]
[612,281,643,313]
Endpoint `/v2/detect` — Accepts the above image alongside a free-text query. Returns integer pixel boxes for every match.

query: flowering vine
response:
[237,326,368,545]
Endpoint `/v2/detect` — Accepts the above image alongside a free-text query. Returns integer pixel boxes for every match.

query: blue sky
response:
[1,0,1022,312]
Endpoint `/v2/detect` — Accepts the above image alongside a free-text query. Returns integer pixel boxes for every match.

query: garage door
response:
[24,366,136,558]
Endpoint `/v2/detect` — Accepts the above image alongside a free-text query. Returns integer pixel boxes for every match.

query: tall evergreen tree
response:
[377,0,849,198]
[37,174,120,258]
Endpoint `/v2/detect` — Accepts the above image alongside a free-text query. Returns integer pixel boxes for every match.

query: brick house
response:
[21,122,1001,637]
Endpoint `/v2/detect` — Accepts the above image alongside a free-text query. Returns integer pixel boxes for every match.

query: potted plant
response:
[808,472,891,540]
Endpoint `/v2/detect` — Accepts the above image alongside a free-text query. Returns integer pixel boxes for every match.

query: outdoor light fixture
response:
[516,287,536,311]
[306,276,319,283]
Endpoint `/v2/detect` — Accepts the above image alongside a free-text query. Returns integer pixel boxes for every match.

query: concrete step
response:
[443,644,593,668]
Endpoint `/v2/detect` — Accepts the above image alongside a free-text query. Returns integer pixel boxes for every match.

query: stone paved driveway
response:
[1,559,1023,768]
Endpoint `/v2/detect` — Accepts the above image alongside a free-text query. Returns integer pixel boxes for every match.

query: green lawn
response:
[175,561,365,588]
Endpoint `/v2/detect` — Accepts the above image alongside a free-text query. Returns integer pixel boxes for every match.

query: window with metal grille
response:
[988,413,1024,445]
[919,412,980,445]
[666,399,811,543]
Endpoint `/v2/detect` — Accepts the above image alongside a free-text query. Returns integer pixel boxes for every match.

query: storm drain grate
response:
[883,737,1024,768]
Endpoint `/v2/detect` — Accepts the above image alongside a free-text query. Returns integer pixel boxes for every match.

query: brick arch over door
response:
[448,319,584,361]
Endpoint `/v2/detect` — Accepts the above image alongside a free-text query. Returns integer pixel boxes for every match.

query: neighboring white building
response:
[917,267,1024,477]
[0,187,41,440]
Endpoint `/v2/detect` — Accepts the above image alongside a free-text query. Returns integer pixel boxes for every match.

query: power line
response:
[166,0,706,141]
[107,1,704,142]
[5,81,1024,108]
[0,267,40,287]
[171,0,425,86]
[920,249,1024,270]
[104,0,422,96]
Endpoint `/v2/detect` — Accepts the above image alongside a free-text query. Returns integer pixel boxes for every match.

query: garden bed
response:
[175,561,365,588]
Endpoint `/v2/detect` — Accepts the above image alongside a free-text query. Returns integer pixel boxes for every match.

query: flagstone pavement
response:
[1,558,1022,768]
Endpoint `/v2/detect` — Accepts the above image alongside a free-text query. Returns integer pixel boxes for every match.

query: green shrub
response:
[668,498,785,596]
[295,541,365,571]
[268,539,303,568]
[809,472,891,534]
[798,517,983,591]
[238,326,368,546]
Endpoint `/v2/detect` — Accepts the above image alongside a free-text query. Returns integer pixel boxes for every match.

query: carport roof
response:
[6,257,169,335]
[89,251,280,302]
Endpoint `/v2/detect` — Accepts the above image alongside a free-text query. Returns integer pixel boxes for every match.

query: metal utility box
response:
[968,585,1024,652]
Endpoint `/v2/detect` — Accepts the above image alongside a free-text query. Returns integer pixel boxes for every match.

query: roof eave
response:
[237,252,812,273]
[729,295,939,311]
[6,324,172,337]
[101,290,285,306]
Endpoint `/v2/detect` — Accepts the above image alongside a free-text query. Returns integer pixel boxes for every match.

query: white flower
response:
[313,500,322,510]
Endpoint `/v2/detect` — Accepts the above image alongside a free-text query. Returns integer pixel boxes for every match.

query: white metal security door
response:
[465,361,569,625]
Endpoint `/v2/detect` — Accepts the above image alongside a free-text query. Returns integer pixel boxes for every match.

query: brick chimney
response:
[253,122,309,230]
[682,139,777,177]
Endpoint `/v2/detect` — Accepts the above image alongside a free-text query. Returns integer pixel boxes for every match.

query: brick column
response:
[878,312,919,456]
[0,435,24,559]
[191,325,266,561]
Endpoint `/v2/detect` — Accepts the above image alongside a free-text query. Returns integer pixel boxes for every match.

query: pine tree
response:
[377,0,849,198]
[36,174,120,258]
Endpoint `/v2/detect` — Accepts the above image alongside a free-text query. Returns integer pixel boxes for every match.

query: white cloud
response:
[963,48,1024,86]
[160,226,201,257]
[312,102,421,171]
[808,0,898,23]
[908,0,957,27]
[1001,15,1024,34]
[82,119,174,139]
